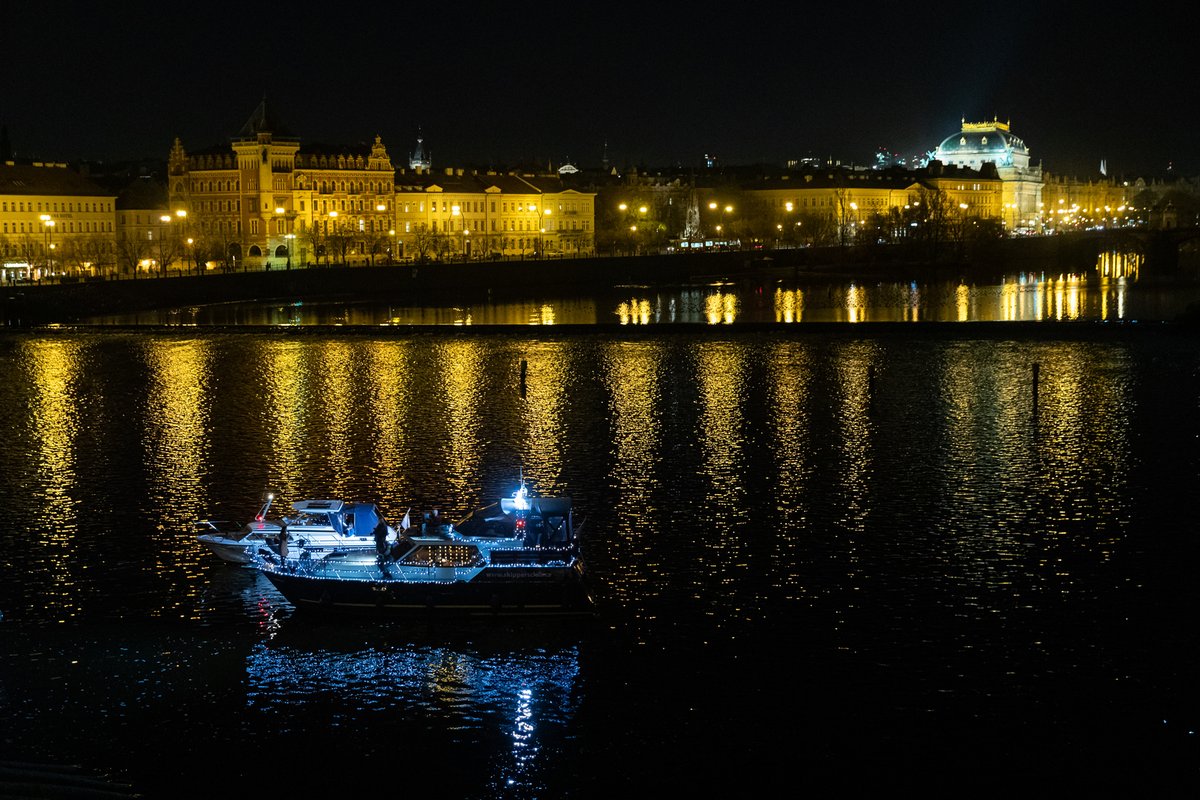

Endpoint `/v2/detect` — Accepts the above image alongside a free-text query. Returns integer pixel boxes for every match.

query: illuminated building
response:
[168,100,396,269]
[395,169,595,260]
[740,165,1002,245]
[933,118,1042,231]
[0,161,117,281]
[1040,173,1133,231]
[113,176,185,277]
[169,102,594,266]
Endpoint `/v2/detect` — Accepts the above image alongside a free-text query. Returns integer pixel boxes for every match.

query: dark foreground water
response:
[1,326,1197,796]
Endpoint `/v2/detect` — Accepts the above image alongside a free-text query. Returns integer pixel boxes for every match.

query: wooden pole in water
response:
[520,359,527,398]
[1032,362,1040,411]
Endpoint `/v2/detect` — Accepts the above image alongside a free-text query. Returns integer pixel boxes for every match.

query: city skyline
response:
[3,3,1194,177]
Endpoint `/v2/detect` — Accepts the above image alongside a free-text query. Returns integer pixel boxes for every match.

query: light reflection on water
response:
[0,327,1196,793]
[85,254,1196,327]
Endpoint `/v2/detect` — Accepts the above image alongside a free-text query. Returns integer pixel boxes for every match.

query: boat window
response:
[398,545,483,568]
[288,512,336,528]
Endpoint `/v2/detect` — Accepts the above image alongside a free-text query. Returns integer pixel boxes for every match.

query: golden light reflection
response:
[956,283,970,322]
[518,342,571,493]
[694,341,748,585]
[602,341,664,603]
[832,344,874,541]
[142,339,213,613]
[317,341,357,489]
[999,279,1018,321]
[904,283,920,322]
[260,341,312,500]
[1047,274,1086,321]
[616,297,654,325]
[21,338,85,621]
[936,343,1029,573]
[704,291,738,324]
[1096,250,1141,281]
[1033,346,1133,563]
[846,284,866,323]
[773,288,804,323]
[929,343,1135,590]
[438,339,487,502]
[766,342,814,600]
[363,340,415,510]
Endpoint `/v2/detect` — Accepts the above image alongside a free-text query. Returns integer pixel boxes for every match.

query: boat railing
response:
[194,519,245,535]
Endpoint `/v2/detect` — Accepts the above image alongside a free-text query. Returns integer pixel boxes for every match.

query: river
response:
[0,284,1197,795]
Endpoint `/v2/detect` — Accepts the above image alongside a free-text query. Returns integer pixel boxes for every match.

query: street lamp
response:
[174,209,195,273]
[159,215,173,276]
[326,210,339,266]
[39,214,55,280]
[707,202,734,245]
[452,204,469,260]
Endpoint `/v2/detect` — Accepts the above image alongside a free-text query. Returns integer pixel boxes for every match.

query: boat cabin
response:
[287,500,389,538]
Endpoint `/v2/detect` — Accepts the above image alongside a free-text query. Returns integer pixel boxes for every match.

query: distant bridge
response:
[1075,227,1200,273]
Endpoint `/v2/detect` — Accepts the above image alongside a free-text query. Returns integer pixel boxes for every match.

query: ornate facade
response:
[169,100,395,268]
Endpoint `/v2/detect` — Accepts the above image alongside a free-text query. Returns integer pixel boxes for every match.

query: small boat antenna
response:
[256,491,275,522]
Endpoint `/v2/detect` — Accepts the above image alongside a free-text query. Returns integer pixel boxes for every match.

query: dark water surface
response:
[1,326,1197,795]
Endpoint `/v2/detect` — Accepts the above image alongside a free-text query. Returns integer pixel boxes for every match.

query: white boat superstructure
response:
[277,499,400,554]
[196,493,402,564]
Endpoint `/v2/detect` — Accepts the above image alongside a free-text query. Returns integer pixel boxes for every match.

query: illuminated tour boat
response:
[196,493,400,564]
[250,479,593,616]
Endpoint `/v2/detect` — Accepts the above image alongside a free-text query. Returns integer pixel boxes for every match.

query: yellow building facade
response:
[395,170,594,260]
[1040,173,1134,230]
[168,102,594,267]
[741,165,1003,243]
[0,162,117,280]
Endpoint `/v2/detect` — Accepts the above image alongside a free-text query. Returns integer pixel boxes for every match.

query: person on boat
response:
[373,517,389,559]
[278,523,289,562]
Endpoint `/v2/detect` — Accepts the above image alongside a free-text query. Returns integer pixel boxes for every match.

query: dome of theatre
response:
[934,118,1030,169]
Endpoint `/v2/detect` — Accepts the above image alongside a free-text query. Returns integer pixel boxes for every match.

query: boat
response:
[196,493,401,565]
[250,479,594,616]
[195,493,283,564]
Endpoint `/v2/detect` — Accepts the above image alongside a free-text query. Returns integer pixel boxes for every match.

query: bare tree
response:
[116,231,150,279]
[410,223,435,262]
[326,220,354,265]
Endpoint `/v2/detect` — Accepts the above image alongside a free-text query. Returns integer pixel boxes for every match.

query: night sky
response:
[3,3,1194,178]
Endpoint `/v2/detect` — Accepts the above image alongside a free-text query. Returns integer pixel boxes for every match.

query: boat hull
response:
[196,534,255,564]
[261,563,594,616]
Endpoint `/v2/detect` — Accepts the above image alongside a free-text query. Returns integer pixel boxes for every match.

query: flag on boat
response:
[400,508,411,531]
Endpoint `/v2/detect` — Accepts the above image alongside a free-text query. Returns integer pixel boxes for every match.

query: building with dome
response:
[933,118,1042,230]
